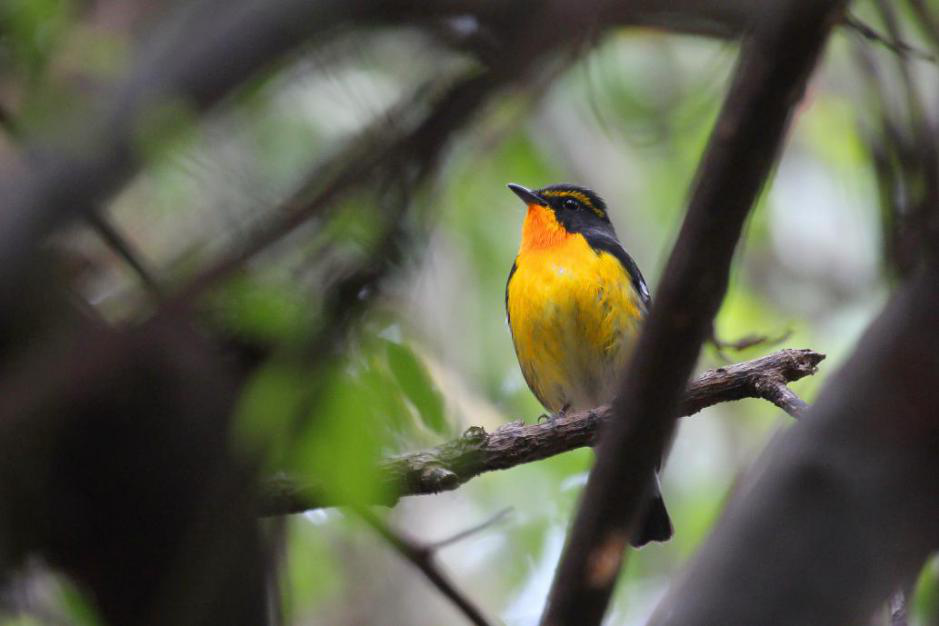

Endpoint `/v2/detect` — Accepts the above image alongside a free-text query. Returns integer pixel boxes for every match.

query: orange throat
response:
[519,204,573,253]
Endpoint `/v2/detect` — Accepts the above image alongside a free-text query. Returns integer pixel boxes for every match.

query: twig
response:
[0,0,764,307]
[354,506,491,626]
[754,378,809,417]
[257,349,823,515]
[165,70,510,309]
[844,13,936,63]
[852,1,939,277]
[541,2,847,624]
[874,0,939,268]
[852,41,918,278]
[709,327,793,362]
[427,508,513,551]
[0,101,163,300]
[85,210,163,298]
[906,0,939,52]
[0,0,533,304]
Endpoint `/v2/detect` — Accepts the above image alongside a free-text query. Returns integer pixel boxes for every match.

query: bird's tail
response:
[630,476,673,547]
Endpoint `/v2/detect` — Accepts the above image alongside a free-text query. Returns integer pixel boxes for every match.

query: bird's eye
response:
[563,198,579,211]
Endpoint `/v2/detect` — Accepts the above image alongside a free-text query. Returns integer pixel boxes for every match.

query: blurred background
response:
[0,0,936,624]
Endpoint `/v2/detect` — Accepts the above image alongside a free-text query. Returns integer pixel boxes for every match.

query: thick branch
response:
[258,349,823,515]
[651,268,939,625]
[541,2,847,624]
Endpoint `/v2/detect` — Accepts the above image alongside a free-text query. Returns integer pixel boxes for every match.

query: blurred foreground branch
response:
[259,348,823,515]
[0,0,760,303]
[651,266,939,624]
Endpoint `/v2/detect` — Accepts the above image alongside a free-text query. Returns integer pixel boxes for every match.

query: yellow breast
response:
[507,231,643,413]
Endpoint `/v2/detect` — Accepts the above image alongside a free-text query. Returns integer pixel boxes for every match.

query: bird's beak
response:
[507,183,546,207]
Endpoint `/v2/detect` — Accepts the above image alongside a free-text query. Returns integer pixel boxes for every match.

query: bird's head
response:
[508,182,613,250]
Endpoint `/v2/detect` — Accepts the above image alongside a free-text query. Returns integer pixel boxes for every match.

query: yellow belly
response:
[507,234,644,413]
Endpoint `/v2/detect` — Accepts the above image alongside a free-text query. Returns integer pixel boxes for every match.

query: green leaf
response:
[233,362,308,468]
[57,575,100,625]
[291,365,388,506]
[360,356,411,435]
[2,0,72,78]
[209,276,308,344]
[384,340,446,435]
[912,555,939,625]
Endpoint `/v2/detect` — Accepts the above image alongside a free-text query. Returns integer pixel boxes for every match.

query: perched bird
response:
[505,182,672,547]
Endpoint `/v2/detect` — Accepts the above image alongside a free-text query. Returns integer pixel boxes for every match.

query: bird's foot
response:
[538,404,571,424]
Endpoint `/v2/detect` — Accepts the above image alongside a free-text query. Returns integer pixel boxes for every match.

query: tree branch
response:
[0,0,760,307]
[541,2,847,624]
[650,265,939,624]
[844,13,936,63]
[425,507,513,551]
[85,209,164,299]
[258,349,823,515]
[354,506,491,625]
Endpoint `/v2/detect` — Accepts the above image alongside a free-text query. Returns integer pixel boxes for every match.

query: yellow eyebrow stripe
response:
[542,190,606,218]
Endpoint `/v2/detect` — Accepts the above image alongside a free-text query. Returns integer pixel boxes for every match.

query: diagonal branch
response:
[85,210,164,298]
[844,13,936,63]
[426,507,513,551]
[540,2,848,624]
[354,506,491,625]
[0,0,759,307]
[258,349,823,515]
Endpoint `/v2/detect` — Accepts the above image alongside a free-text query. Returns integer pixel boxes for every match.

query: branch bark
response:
[650,265,939,624]
[258,349,823,515]
[540,2,847,624]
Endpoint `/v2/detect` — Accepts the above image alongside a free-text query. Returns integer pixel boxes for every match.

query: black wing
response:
[583,229,651,311]
[505,259,518,324]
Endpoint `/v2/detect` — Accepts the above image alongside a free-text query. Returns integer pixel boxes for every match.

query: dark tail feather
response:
[630,479,673,547]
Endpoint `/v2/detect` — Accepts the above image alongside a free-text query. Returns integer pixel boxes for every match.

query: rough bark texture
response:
[258,349,823,515]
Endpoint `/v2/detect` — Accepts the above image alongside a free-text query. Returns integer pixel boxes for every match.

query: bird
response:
[504,182,672,547]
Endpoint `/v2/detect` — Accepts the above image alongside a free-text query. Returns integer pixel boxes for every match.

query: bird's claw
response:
[538,405,570,424]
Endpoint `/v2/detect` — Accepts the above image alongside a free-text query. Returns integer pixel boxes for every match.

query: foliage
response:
[0,1,935,624]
